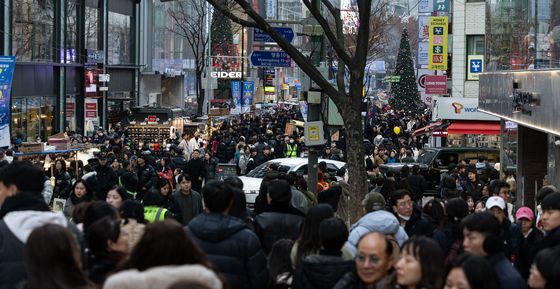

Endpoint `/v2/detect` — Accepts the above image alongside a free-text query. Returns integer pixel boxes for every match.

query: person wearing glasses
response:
[389,190,434,237]
[333,232,394,289]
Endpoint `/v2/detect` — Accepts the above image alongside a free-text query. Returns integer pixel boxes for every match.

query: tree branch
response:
[301,0,352,66]
[230,0,341,99]
[205,0,258,28]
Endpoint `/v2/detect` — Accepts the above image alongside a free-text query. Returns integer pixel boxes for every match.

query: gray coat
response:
[171,189,203,225]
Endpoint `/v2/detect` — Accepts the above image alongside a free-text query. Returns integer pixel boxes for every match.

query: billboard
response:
[428,16,448,70]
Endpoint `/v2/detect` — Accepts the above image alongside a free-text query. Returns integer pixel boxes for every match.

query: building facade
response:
[480,0,560,209]
[1,0,139,142]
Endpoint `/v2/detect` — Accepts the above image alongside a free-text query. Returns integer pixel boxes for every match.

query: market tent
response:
[447,121,500,135]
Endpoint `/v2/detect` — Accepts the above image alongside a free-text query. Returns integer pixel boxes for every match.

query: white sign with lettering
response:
[211,71,242,79]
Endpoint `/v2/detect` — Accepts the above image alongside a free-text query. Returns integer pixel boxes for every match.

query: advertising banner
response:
[417,42,429,67]
[428,16,448,70]
[230,81,242,114]
[0,56,16,147]
[425,75,447,94]
[418,0,434,13]
[467,55,484,80]
[84,98,99,135]
[418,16,430,41]
[241,81,254,113]
[436,97,499,121]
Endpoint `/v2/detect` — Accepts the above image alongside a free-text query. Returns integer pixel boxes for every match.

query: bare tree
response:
[167,0,211,115]
[206,0,384,222]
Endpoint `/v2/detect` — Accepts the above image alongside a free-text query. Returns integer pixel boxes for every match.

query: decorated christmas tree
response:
[390,29,420,114]
[211,2,236,99]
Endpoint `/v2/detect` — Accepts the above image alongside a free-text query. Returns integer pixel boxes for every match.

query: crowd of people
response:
[0,107,559,289]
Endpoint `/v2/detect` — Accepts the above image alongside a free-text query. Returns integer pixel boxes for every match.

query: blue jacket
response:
[487,253,526,289]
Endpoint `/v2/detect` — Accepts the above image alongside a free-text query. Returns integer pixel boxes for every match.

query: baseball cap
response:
[485,196,505,210]
[515,206,535,222]
[362,192,386,212]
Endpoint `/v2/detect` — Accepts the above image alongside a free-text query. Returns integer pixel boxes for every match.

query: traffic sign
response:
[253,27,294,43]
[250,51,291,67]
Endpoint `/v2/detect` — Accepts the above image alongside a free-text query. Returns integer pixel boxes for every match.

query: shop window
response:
[11,96,56,142]
[108,11,132,65]
[64,0,81,63]
[85,0,100,51]
[12,0,55,62]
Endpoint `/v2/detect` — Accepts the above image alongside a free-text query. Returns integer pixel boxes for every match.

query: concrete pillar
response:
[517,125,547,209]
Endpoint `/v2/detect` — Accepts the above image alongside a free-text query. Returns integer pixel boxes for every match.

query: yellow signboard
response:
[428,16,448,70]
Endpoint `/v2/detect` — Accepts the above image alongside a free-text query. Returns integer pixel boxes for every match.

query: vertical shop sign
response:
[230,81,242,115]
[467,55,484,80]
[0,56,16,147]
[433,0,450,13]
[428,16,448,70]
[241,81,254,114]
[84,98,99,135]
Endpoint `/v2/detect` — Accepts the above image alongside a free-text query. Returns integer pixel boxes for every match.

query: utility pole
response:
[204,1,213,115]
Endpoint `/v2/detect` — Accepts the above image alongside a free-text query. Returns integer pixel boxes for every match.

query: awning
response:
[447,121,500,135]
[412,120,445,136]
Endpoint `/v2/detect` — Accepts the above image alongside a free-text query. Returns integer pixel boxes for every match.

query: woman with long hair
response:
[268,239,295,289]
[442,198,469,263]
[290,204,334,268]
[86,216,129,286]
[23,224,93,289]
[53,159,72,199]
[117,219,211,271]
[63,180,93,219]
[394,236,445,289]
[444,254,501,289]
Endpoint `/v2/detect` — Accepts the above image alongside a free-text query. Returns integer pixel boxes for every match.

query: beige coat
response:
[103,264,223,289]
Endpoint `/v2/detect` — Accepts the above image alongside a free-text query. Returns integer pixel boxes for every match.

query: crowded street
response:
[2,0,560,289]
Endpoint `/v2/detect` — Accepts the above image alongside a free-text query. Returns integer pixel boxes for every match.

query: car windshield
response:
[245,162,292,178]
[417,150,437,164]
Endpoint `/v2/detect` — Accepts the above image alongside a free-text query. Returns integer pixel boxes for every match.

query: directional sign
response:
[254,27,295,43]
[250,51,291,67]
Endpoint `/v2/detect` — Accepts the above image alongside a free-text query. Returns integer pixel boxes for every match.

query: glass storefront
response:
[12,0,55,62]
[11,96,56,142]
[487,0,560,71]
[108,12,132,64]
[85,0,100,51]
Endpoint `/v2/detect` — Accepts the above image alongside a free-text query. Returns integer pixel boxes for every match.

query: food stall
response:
[125,107,184,143]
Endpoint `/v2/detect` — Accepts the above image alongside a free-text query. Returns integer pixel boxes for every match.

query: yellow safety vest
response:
[286,143,297,158]
[144,206,168,223]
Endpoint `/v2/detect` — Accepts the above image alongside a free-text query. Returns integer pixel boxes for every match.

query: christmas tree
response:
[211,1,236,99]
[390,29,420,115]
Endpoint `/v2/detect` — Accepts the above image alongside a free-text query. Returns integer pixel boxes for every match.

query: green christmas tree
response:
[390,29,420,115]
[211,2,236,99]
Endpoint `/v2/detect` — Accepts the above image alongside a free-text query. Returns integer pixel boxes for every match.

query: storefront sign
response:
[85,67,103,97]
[436,97,499,121]
[84,98,99,135]
[210,71,242,78]
[467,55,484,81]
[86,49,104,64]
[241,81,254,114]
[147,115,157,123]
[433,0,450,13]
[304,121,326,146]
[0,56,16,147]
[417,42,429,68]
[425,75,447,94]
[428,16,448,70]
[230,81,242,115]
[418,16,430,41]
[418,0,434,13]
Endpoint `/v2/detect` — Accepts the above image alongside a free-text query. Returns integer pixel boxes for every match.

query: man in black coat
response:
[407,165,427,203]
[136,155,157,200]
[188,181,268,289]
[186,149,206,192]
[254,179,305,253]
[95,153,118,200]
[390,190,434,237]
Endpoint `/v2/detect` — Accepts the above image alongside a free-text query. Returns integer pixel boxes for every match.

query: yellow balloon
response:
[393,126,401,135]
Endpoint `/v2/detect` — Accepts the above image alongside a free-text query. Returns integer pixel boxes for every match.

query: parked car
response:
[380,147,500,195]
[239,158,346,206]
